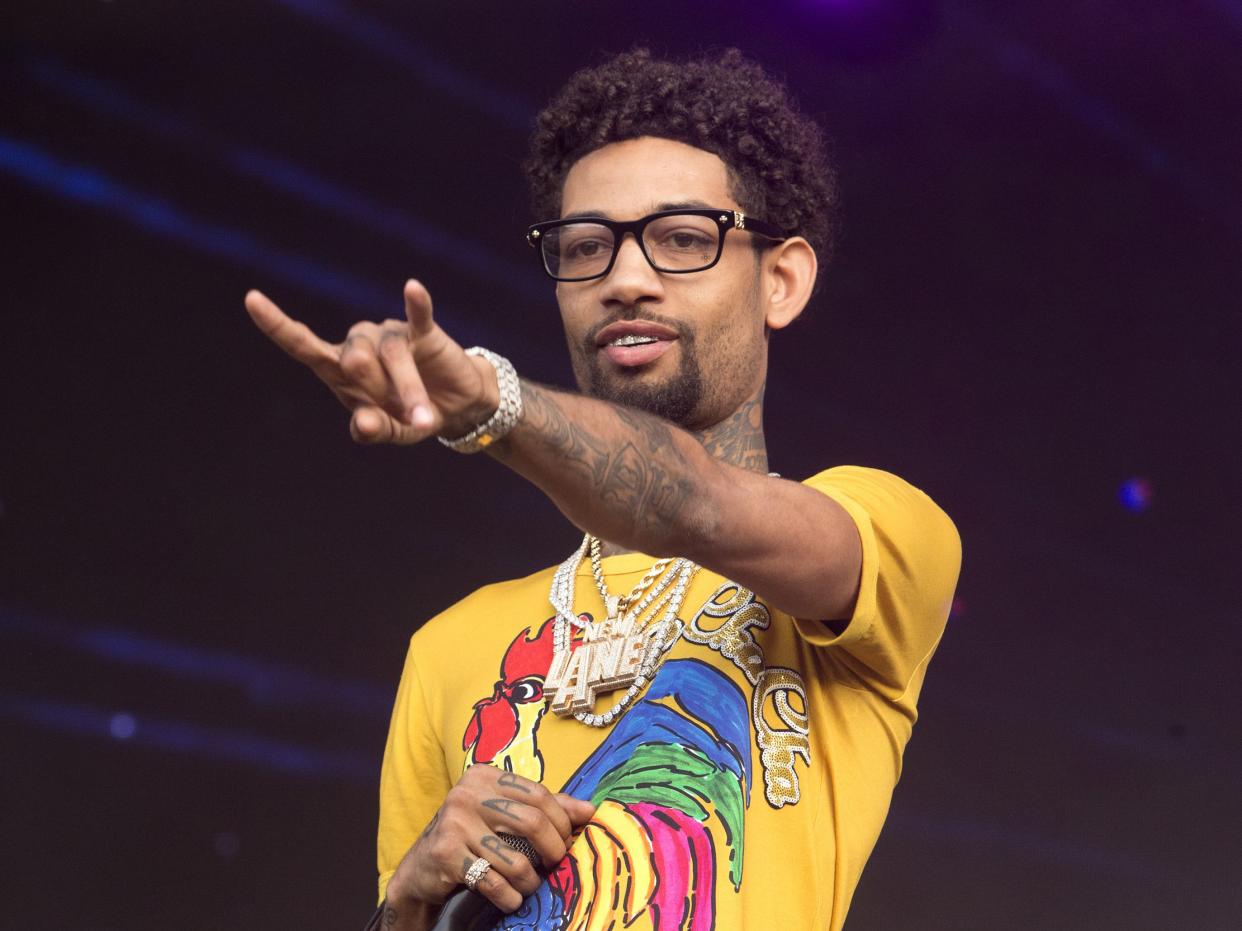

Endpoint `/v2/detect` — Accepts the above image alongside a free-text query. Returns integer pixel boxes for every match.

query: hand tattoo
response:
[419,810,441,839]
[482,797,520,821]
[498,771,530,793]
[480,834,516,866]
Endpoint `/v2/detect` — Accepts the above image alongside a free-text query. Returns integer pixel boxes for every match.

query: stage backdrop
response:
[2,2,1239,927]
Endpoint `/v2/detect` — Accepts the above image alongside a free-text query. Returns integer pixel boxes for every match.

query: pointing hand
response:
[244,280,498,444]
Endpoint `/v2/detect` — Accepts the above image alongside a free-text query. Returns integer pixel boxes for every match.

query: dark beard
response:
[581,327,704,428]
[585,353,704,427]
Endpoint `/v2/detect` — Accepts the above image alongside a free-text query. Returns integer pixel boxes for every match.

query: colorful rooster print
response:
[496,657,753,930]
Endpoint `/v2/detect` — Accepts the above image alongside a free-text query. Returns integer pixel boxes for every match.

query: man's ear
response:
[762,237,817,330]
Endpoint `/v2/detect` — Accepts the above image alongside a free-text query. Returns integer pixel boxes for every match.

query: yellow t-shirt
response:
[378,466,961,929]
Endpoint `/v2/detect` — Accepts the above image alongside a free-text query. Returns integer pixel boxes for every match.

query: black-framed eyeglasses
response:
[526,208,787,282]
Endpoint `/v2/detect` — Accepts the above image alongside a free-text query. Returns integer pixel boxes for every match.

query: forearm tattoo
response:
[512,382,694,533]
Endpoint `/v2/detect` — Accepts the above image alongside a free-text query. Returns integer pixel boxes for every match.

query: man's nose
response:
[598,233,664,306]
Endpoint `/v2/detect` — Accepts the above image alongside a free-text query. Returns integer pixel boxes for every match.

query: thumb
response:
[351,406,405,445]
[556,792,597,826]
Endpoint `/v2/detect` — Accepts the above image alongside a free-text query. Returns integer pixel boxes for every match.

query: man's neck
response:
[693,389,769,475]
[597,390,768,559]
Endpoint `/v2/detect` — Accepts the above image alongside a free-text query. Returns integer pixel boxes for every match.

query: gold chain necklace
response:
[588,536,674,631]
[545,534,699,726]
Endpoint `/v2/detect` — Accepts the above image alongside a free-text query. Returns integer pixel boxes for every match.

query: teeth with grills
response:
[610,334,659,346]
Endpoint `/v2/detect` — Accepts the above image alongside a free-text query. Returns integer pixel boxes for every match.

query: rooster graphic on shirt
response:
[461,617,751,931]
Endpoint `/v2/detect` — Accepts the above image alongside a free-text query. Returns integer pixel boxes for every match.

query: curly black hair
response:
[525,48,838,268]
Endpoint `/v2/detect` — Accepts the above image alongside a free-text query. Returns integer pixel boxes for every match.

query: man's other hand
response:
[385,764,596,920]
[244,280,499,444]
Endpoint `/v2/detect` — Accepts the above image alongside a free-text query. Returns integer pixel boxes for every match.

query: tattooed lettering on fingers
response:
[482,797,520,821]
[498,771,530,793]
[480,834,516,866]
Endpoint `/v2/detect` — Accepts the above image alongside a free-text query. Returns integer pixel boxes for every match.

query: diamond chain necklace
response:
[589,536,675,626]
[546,534,699,727]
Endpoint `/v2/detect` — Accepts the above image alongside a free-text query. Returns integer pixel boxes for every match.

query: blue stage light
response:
[109,712,137,740]
[2,692,374,783]
[1118,477,1153,513]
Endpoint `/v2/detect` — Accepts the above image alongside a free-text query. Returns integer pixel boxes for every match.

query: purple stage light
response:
[800,0,909,10]
[800,0,872,9]
[109,712,137,740]
[1118,477,1153,513]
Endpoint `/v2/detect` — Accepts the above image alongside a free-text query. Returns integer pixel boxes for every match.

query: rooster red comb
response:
[500,618,557,682]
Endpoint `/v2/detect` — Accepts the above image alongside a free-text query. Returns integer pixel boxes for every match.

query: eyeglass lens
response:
[542,214,721,279]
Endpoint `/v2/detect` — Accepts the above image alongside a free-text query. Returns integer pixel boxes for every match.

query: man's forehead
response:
[560,199,720,222]
[559,137,735,218]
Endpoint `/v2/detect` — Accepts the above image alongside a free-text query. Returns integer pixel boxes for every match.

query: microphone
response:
[429,833,541,931]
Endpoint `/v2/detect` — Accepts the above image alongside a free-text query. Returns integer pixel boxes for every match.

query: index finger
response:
[244,289,337,368]
[402,279,436,339]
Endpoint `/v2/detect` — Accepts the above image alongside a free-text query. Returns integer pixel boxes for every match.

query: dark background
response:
[2,1,1240,928]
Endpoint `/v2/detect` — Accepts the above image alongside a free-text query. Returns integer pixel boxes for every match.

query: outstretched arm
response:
[495,382,860,621]
[245,282,860,621]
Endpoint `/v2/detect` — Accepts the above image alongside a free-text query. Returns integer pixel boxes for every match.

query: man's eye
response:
[565,239,608,259]
[662,231,713,251]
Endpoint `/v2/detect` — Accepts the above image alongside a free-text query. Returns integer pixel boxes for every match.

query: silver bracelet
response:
[437,347,523,453]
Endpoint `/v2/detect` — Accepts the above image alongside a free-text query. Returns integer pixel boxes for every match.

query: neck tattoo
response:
[694,392,769,474]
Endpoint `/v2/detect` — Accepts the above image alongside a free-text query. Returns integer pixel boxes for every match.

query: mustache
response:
[582,306,694,350]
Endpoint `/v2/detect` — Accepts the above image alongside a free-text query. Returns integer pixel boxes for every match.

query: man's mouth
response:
[608,333,660,347]
[594,321,680,368]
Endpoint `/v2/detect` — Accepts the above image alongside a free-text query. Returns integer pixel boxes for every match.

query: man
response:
[246,49,960,930]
